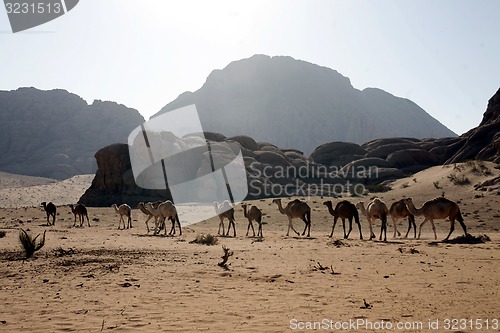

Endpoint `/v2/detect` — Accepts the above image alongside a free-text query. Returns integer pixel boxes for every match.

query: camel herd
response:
[39,196,468,242]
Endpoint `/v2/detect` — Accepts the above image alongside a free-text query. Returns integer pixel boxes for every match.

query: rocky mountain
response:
[0,87,145,179]
[445,88,500,163]
[154,54,457,155]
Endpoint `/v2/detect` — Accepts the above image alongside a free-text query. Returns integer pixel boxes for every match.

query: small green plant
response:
[433,181,441,189]
[190,233,218,246]
[19,228,46,258]
[0,230,6,238]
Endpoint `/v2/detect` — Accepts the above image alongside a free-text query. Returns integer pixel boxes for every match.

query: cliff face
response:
[0,87,145,179]
[78,144,171,207]
[445,88,500,163]
[154,54,457,155]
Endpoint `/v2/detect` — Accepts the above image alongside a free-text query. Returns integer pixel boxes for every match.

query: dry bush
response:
[19,228,46,258]
[190,234,218,246]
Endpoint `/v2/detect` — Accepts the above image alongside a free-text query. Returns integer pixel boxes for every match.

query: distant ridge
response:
[154,54,457,155]
[0,87,145,179]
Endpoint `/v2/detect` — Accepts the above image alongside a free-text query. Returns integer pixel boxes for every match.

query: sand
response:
[0,162,499,332]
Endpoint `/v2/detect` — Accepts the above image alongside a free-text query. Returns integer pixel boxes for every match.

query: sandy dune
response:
[0,162,499,332]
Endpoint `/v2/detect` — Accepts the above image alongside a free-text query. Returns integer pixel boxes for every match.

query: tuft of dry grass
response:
[189,234,218,246]
[18,228,46,258]
[0,230,6,238]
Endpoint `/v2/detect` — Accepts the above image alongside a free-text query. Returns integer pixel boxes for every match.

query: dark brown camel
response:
[69,204,90,227]
[323,200,363,239]
[41,201,56,225]
[241,203,263,237]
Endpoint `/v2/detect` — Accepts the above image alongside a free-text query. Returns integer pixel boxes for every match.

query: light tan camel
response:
[272,198,311,237]
[145,201,182,236]
[69,204,90,227]
[112,204,132,229]
[389,199,416,238]
[41,201,56,226]
[137,201,162,233]
[241,203,263,237]
[214,201,236,237]
[323,200,362,239]
[403,197,467,241]
[356,198,388,241]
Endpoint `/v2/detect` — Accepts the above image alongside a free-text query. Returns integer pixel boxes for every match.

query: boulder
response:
[309,142,367,166]
[387,149,440,169]
[227,135,260,151]
[365,143,419,159]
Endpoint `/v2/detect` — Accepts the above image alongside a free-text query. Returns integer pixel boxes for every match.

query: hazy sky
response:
[1,0,499,135]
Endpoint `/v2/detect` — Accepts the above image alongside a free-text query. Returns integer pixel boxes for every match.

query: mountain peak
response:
[155,55,456,155]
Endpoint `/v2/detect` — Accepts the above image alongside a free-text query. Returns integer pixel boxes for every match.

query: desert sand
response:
[0,163,499,332]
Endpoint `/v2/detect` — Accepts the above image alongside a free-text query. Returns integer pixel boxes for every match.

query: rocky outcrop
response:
[310,142,367,167]
[0,87,144,179]
[445,88,500,163]
[78,144,171,207]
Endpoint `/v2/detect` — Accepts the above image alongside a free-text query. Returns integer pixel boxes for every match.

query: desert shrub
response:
[447,173,471,185]
[433,181,441,189]
[0,230,6,238]
[466,160,492,176]
[19,228,46,258]
[190,234,218,245]
[401,182,409,189]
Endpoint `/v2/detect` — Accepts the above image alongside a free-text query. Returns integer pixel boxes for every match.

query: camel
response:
[389,199,416,238]
[272,198,311,237]
[137,201,162,233]
[403,197,467,241]
[356,198,389,241]
[69,204,90,227]
[241,203,263,237]
[144,201,182,236]
[323,200,362,239]
[214,201,236,237]
[112,203,132,229]
[41,201,56,226]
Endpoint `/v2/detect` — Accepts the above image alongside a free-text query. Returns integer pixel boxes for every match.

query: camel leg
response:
[341,218,346,239]
[329,217,338,238]
[176,217,182,236]
[379,217,387,242]
[430,219,437,240]
[258,222,263,238]
[417,218,429,239]
[300,217,309,237]
[345,218,353,239]
[443,218,455,241]
[87,215,91,227]
[229,219,236,237]
[368,218,375,240]
[392,217,401,238]
[128,216,132,229]
[218,219,225,236]
[287,216,299,236]
[246,221,255,236]
[404,216,414,238]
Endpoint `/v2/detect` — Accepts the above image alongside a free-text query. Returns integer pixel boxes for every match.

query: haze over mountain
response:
[155,55,457,155]
[0,87,144,179]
